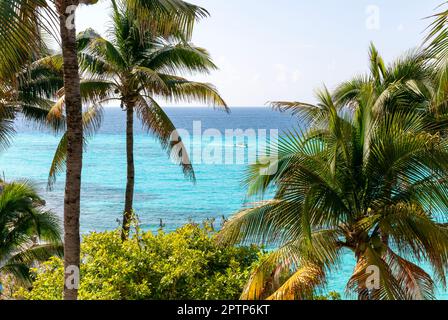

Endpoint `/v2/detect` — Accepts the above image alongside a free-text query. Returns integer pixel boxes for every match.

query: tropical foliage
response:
[16,223,259,300]
[425,2,448,61]
[0,0,107,300]
[0,52,66,142]
[46,0,227,240]
[0,52,105,186]
[0,0,214,300]
[219,46,448,300]
[0,52,65,293]
[4,0,448,302]
[0,180,62,288]
[0,0,207,78]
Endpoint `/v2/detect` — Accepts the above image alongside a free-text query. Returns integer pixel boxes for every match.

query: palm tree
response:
[333,43,448,136]
[0,53,68,132]
[0,180,62,289]
[49,1,228,240]
[0,0,210,299]
[425,2,448,59]
[1,51,106,184]
[219,84,448,300]
[0,0,100,300]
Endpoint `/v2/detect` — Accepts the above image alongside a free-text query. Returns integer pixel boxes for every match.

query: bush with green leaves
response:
[313,292,342,300]
[16,223,260,300]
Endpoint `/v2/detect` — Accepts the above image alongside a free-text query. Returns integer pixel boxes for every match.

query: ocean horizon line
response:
[99,105,273,109]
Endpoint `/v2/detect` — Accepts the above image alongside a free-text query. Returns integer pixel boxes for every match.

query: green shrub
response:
[313,292,342,300]
[16,223,260,300]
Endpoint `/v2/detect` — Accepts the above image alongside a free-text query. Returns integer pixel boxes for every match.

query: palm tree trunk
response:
[56,0,83,301]
[121,102,135,241]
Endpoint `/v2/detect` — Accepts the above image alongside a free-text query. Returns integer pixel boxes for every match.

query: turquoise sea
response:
[1,107,446,299]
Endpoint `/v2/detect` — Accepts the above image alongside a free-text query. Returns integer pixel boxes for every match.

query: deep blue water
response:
[0,107,446,299]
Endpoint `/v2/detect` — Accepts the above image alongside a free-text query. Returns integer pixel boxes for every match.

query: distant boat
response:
[235,143,248,148]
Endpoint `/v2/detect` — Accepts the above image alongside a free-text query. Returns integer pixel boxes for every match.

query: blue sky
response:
[76,0,442,106]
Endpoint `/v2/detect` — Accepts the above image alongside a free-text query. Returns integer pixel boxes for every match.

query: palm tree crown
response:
[1,0,216,299]
[0,181,62,287]
[219,48,448,300]
[48,1,228,239]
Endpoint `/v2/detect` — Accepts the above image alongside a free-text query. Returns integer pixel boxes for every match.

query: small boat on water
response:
[235,143,248,148]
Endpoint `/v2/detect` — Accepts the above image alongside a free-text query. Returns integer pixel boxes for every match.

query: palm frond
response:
[146,42,217,75]
[124,0,209,40]
[0,0,58,77]
[0,180,61,285]
[161,78,228,111]
[267,264,326,300]
[136,95,195,181]
[47,132,67,190]
[47,104,103,189]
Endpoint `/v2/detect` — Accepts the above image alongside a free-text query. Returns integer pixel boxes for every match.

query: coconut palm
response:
[0,180,62,287]
[219,84,448,300]
[425,2,448,59]
[331,43,448,135]
[0,0,210,299]
[0,0,101,300]
[46,1,228,240]
[0,52,103,299]
[0,52,104,171]
[0,53,67,131]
